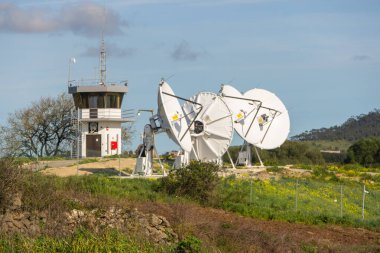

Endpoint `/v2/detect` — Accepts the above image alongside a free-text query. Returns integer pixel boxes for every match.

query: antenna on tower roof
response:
[99,1,107,86]
[99,33,106,86]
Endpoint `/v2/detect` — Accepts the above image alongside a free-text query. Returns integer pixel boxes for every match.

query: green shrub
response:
[175,235,202,253]
[158,161,220,204]
[301,242,318,253]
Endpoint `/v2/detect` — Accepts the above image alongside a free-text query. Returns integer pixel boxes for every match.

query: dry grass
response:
[41,158,137,177]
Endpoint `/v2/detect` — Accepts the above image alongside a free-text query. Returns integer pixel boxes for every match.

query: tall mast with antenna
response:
[99,0,107,86]
[99,33,106,86]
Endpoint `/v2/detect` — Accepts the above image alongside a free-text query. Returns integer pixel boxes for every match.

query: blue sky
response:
[0,0,379,152]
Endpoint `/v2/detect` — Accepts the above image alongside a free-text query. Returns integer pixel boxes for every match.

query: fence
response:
[219,177,380,227]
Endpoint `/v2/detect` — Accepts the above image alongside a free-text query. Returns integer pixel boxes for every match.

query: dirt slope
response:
[135,202,380,253]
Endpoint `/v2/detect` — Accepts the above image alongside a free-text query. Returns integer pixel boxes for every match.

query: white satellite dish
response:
[220,84,290,167]
[135,80,199,175]
[157,81,192,152]
[243,88,290,149]
[182,92,234,162]
[220,85,289,150]
[219,84,261,140]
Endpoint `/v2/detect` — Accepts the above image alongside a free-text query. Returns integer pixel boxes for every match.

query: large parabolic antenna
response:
[157,81,192,152]
[134,80,194,175]
[182,92,234,162]
[219,85,261,138]
[220,85,290,150]
[243,88,290,149]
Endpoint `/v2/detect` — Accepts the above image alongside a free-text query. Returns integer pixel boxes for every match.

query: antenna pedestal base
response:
[174,153,189,169]
[135,157,153,176]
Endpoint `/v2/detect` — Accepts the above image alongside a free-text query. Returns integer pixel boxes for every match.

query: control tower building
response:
[68,39,132,158]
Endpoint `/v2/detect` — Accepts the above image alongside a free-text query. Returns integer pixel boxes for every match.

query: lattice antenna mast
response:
[99,33,106,86]
[99,0,107,86]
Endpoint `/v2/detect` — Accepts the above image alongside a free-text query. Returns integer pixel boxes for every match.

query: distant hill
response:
[291,109,380,142]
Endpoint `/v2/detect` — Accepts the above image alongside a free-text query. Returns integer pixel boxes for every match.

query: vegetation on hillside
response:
[225,137,380,167]
[0,229,168,253]
[292,109,380,142]
[1,159,379,252]
[346,137,380,167]
[158,161,220,204]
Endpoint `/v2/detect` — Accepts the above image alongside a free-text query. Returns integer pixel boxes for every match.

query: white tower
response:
[68,39,131,158]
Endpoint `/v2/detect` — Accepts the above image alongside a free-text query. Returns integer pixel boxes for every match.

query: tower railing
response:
[78,108,135,121]
[68,79,127,87]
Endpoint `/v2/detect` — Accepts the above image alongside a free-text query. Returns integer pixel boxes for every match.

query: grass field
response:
[1,160,379,252]
[0,229,170,253]
[217,177,380,228]
[24,170,380,230]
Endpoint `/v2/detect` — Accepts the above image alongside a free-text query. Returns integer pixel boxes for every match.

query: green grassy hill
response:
[292,109,380,144]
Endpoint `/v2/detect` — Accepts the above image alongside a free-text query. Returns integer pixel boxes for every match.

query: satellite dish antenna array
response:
[220,85,290,167]
[134,80,290,176]
[182,91,234,164]
[134,80,203,175]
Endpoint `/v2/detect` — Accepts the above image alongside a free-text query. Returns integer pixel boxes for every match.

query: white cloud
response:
[0,2,126,37]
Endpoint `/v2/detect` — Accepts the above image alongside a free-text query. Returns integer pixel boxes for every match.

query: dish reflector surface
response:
[183,92,233,162]
[243,88,290,149]
[220,84,261,140]
[158,81,192,152]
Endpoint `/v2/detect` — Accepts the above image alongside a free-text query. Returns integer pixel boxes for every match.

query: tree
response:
[0,93,74,158]
[345,137,380,167]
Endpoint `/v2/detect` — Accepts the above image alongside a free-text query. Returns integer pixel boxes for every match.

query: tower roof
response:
[68,84,128,94]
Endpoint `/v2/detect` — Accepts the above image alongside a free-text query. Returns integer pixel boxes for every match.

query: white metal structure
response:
[135,81,290,174]
[157,81,192,152]
[243,88,290,149]
[219,85,261,141]
[220,84,290,167]
[134,80,196,175]
[182,92,234,163]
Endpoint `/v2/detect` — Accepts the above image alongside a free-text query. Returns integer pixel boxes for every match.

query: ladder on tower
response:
[70,109,82,159]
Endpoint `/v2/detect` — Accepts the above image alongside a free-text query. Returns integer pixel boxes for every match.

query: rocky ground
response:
[0,194,178,246]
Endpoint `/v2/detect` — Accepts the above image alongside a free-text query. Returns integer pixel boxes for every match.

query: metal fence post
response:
[249,179,253,204]
[340,184,343,218]
[295,179,299,212]
[362,184,368,220]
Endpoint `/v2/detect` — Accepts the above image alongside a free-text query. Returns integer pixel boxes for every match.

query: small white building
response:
[68,84,130,157]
